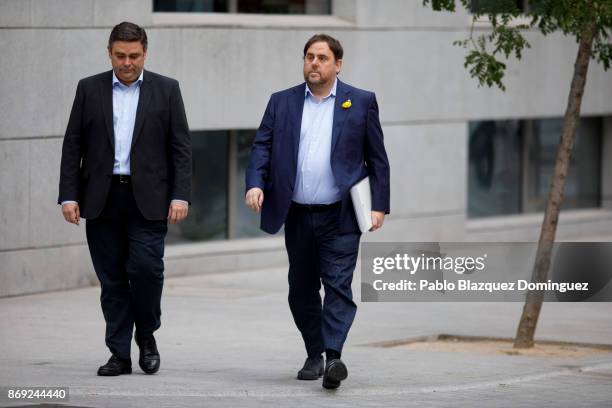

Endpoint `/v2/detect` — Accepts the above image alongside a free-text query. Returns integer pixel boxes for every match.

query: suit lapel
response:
[289,83,306,167]
[331,79,351,154]
[131,71,152,148]
[100,70,114,149]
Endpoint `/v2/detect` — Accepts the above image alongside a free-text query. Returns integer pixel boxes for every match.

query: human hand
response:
[168,200,189,224]
[245,187,264,213]
[62,203,80,226]
[370,211,385,232]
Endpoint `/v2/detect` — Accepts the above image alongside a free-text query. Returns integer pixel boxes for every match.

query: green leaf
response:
[423,0,612,89]
[464,49,508,91]
[593,38,612,70]
[422,0,456,12]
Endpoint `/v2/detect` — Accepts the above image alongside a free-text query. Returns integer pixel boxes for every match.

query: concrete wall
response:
[603,118,612,211]
[1,0,611,297]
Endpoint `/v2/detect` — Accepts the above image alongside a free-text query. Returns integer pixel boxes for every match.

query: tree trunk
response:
[513,20,597,349]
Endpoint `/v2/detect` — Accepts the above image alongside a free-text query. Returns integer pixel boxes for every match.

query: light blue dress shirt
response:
[62,71,186,207]
[112,70,142,175]
[292,78,341,205]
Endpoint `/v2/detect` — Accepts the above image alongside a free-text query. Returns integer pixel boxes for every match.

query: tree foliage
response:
[423,0,612,90]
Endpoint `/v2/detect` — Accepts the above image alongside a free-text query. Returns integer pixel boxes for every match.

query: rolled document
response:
[350,177,373,233]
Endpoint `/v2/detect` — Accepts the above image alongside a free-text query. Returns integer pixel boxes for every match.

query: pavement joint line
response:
[360,334,612,350]
[62,361,612,399]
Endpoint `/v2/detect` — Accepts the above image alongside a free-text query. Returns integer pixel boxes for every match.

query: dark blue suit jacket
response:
[246,79,390,234]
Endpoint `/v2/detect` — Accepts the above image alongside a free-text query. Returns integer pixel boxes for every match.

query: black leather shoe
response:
[97,355,132,376]
[322,359,348,389]
[136,335,160,374]
[297,355,324,380]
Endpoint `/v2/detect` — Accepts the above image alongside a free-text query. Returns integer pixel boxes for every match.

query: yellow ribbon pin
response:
[342,99,352,109]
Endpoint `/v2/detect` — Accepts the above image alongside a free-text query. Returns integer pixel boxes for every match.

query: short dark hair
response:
[303,34,343,61]
[108,21,148,50]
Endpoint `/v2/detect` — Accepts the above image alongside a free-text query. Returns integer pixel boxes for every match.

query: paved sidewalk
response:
[1,266,611,407]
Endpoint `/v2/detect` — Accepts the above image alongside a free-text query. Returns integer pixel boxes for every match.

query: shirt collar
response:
[305,77,337,100]
[112,70,144,88]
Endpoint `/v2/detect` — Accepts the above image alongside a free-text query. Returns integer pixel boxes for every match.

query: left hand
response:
[370,211,385,232]
[168,200,189,224]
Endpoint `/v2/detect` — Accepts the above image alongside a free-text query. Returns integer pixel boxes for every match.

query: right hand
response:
[62,203,80,225]
[245,187,264,213]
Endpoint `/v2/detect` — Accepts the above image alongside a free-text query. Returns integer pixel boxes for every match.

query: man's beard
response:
[304,72,327,87]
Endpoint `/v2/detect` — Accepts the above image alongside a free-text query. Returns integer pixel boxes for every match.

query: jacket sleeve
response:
[58,80,84,204]
[245,95,275,191]
[168,80,192,203]
[364,93,390,214]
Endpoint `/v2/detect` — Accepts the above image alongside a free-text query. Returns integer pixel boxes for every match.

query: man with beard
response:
[245,34,390,389]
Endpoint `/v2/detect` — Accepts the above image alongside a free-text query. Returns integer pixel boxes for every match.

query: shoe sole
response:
[297,368,324,380]
[97,367,132,376]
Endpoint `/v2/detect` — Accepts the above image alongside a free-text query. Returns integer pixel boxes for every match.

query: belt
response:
[112,174,131,184]
[291,201,341,212]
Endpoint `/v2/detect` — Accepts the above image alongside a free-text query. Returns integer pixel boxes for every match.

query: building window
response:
[166,129,265,244]
[468,117,602,218]
[153,0,331,14]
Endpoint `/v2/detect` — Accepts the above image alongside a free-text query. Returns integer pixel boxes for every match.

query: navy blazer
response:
[246,79,390,234]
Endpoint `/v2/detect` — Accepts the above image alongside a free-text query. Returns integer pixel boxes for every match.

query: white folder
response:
[350,177,373,233]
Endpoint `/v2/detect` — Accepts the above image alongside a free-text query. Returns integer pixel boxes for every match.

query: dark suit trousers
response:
[85,178,167,359]
[284,202,361,357]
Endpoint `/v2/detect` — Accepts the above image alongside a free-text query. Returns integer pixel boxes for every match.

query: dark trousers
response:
[284,202,361,357]
[85,178,167,359]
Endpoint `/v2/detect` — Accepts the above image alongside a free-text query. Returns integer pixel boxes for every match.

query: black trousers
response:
[85,178,168,359]
[284,202,361,357]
